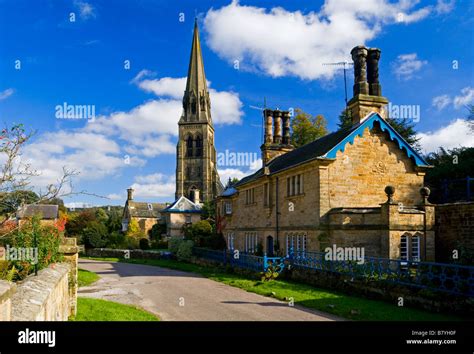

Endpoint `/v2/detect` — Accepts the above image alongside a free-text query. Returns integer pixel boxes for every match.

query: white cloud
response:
[431,87,474,111]
[106,193,123,201]
[435,0,455,14]
[131,72,244,125]
[0,88,14,100]
[417,119,474,153]
[74,1,96,20]
[432,94,452,110]
[218,157,262,186]
[392,53,427,81]
[203,0,442,80]
[130,173,175,199]
[453,87,474,109]
[22,130,144,189]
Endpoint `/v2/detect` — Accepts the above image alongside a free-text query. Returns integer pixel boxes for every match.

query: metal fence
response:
[192,247,474,297]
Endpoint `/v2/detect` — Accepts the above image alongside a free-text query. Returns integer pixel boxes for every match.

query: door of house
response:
[266,236,274,257]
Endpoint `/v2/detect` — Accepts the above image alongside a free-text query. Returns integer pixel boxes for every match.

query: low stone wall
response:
[435,202,474,263]
[0,280,16,321]
[10,263,71,321]
[85,248,170,260]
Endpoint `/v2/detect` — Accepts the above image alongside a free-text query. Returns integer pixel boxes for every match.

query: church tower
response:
[175,20,222,203]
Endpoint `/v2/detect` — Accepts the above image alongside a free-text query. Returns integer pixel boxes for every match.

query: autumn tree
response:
[290,109,328,148]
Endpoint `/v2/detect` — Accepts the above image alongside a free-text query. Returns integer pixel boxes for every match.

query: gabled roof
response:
[17,204,59,219]
[235,112,430,187]
[219,186,238,198]
[126,201,166,218]
[162,196,202,213]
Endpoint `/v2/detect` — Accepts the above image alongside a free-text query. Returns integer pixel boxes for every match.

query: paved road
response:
[78,259,342,321]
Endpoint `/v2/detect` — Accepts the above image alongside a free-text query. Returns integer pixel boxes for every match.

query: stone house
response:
[16,204,59,228]
[121,188,166,236]
[217,46,435,261]
[161,195,202,238]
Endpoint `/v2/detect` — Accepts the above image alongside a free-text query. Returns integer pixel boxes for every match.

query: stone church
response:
[123,20,222,236]
[217,46,436,261]
[175,19,223,203]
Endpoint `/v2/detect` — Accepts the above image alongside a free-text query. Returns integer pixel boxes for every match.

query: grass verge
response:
[80,256,462,321]
[70,297,159,321]
[78,268,100,287]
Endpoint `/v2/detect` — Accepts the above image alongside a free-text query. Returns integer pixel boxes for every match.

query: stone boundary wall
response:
[85,248,170,260]
[435,202,474,263]
[10,263,71,321]
[0,280,16,321]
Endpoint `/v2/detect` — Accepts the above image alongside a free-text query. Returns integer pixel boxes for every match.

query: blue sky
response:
[0,0,473,206]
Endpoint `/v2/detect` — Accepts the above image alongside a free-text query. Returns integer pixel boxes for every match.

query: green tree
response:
[95,208,109,224]
[0,190,39,216]
[290,109,328,148]
[425,147,474,203]
[337,109,421,151]
[225,177,239,189]
[106,209,123,233]
[81,221,108,249]
[65,210,96,238]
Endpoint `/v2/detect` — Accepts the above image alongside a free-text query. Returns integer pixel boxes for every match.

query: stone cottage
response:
[121,188,166,236]
[217,45,435,261]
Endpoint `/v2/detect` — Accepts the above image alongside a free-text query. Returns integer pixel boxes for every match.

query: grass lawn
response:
[70,297,159,321]
[78,268,100,287]
[80,256,462,321]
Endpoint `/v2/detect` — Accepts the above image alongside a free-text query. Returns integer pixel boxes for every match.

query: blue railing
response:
[192,247,474,297]
[290,250,474,297]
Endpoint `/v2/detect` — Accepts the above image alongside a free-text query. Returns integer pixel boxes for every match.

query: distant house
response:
[121,188,167,236]
[16,204,59,227]
[161,195,202,237]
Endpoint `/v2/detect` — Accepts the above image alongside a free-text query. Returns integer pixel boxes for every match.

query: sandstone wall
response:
[0,280,15,321]
[10,263,70,321]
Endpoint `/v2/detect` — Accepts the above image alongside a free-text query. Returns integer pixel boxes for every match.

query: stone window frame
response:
[287,174,304,197]
[224,201,232,215]
[227,232,234,250]
[244,231,258,253]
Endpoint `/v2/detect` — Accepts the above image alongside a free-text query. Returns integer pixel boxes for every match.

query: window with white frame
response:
[287,174,304,196]
[286,232,307,256]
[411,233,421,261]
[224,201,232,215]
[227,232,235,250]
[244,232,258,253]
[245,188,255,205]
[400,233,422,261]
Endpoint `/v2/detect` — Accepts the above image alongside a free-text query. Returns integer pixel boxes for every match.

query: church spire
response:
[181,19,211,123]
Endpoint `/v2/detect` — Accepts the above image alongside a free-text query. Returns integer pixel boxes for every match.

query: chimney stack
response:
[273,110,282,144]
[261,108,294,166]
[282,111,291,145]
[367,48,382,96]
[264,109,273,144]
[348,45,388,125]
[127,188,134,201]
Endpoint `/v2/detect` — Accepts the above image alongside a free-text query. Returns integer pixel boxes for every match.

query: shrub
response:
[139,238,150,250]
[82,221,108,248]
[149,223,166,241]
[150,240,168,250]
[0,260,16,281]
[106,231,127,249]
[177,240,194,262]
[169,237,184,254]
[7,216,63,281]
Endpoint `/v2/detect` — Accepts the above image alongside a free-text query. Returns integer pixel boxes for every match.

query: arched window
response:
[195,135,203,157]
[400,233,409,261]
[186,136,193,157]
[412,233,421,262]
